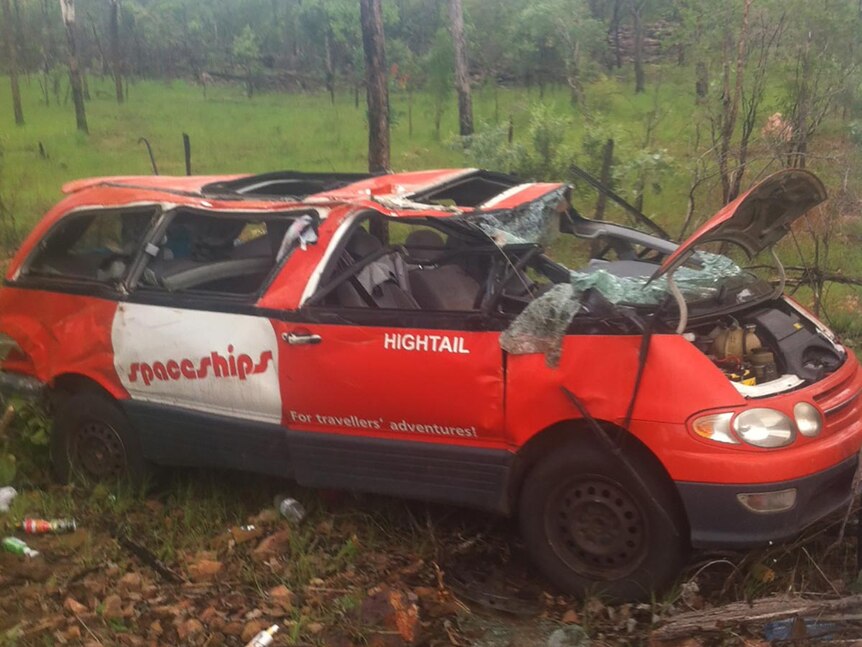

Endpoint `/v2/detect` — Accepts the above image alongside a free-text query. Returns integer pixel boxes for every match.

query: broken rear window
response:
[23,207,158,285]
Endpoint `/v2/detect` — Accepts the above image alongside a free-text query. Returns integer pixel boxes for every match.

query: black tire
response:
[50,391,151,487]
[518,439,688,601]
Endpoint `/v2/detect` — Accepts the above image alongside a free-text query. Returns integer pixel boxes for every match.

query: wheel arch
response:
[49,372,126,407]
[508,418,689,535]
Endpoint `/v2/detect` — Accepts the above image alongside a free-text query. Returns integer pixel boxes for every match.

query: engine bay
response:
[686,300,845,397]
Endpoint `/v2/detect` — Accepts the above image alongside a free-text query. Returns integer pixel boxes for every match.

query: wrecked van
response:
[0,168,859,600]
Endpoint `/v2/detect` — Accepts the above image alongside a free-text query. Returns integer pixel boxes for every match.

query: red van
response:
[0,168,858,600]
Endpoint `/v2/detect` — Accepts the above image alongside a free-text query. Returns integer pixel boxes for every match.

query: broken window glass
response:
[501,252,743,367]
[455,187,568,246]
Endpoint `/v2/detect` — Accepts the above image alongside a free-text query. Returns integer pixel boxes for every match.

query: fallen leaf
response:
[268,584,295,611]
[249,508,280,525]
[229,525,265,545]
[148,620,163,637]
[360,585,420,644]
[751,563,776,584]
[252,529,292,562]
[101,594,123,620]
[177,618,203,640]
[187,559,223,582]
[118,572,143,593]
[64,597,87,615]
[241,619,268,643]
[64,626,82,640]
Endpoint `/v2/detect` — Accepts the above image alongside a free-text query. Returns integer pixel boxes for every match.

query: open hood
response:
[655,169,827,278]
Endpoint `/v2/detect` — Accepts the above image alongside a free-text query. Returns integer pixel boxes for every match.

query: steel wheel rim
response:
[71,420,127,479]
[545,475,649,580]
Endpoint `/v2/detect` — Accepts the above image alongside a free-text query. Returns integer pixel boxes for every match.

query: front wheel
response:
[518,440,688,601]
[50,391,152,487]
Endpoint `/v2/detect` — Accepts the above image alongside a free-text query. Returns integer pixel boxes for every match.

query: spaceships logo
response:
[127,346,274,386]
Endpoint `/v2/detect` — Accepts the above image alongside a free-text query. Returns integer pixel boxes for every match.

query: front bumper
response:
[677,454,858,548]
[0,371,45,401]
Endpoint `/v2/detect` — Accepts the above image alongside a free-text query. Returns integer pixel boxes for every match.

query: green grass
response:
[0,68,706,231]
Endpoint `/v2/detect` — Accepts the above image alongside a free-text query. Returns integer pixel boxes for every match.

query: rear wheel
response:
[519,440,688,601]
[50,391,151,487]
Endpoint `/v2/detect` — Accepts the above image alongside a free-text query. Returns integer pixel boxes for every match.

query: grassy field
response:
[0,70,707,230]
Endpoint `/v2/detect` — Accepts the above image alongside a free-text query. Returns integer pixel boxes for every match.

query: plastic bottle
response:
[21,518,77,534]
[276,497,306,525]
[0,486,16,513]
[2,536,39,558]
[245,624,279,647]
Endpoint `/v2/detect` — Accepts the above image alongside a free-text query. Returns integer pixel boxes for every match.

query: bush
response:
[458,104,578,182]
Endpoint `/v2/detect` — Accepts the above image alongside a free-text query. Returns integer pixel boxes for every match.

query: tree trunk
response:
[324,28,335,105]
[695,61,708,102]
[590,139,614,257]
[717,0,751,202]
[359,0,389,172]
[448,0,473,136]
[1,0,24,125]
[110,0,124,103]
[610,0,623,69]
[789,31,812,169]
[493,79,499,122]
[632,1,645,93]
[594,139,614,222]
[407,87,413,137]
[60,0,89,133]
[566,41,583,107]
[88,16,107,75]
[40,0,52,106]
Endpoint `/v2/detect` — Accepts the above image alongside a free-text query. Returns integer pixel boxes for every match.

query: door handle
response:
[283,332,322,345]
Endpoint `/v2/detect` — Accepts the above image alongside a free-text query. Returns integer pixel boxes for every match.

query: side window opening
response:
[138,209,315,297]
[24,207,157,284]
[311,216,556,314]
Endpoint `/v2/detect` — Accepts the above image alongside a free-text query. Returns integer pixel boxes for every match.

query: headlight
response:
[794,402,822,437]
[692,412,738,444]
[732,408,795,448]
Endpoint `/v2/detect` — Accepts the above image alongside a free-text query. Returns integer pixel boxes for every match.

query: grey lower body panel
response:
[289,430,513,514]
[677,455,857,549]
[121,400,514,514]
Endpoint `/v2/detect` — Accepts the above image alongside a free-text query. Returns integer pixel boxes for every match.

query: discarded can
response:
[2,536,39,558]
[0,486,16,513]
[276,497,306,525]
[245,624,279,647]
[21,518,77,534]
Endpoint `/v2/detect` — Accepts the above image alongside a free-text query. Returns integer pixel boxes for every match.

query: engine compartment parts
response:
[748,308,844,381]
[685,300,844,396]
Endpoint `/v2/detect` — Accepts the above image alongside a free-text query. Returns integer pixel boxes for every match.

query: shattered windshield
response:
[455,188,775,366]
[460,186,568,246]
